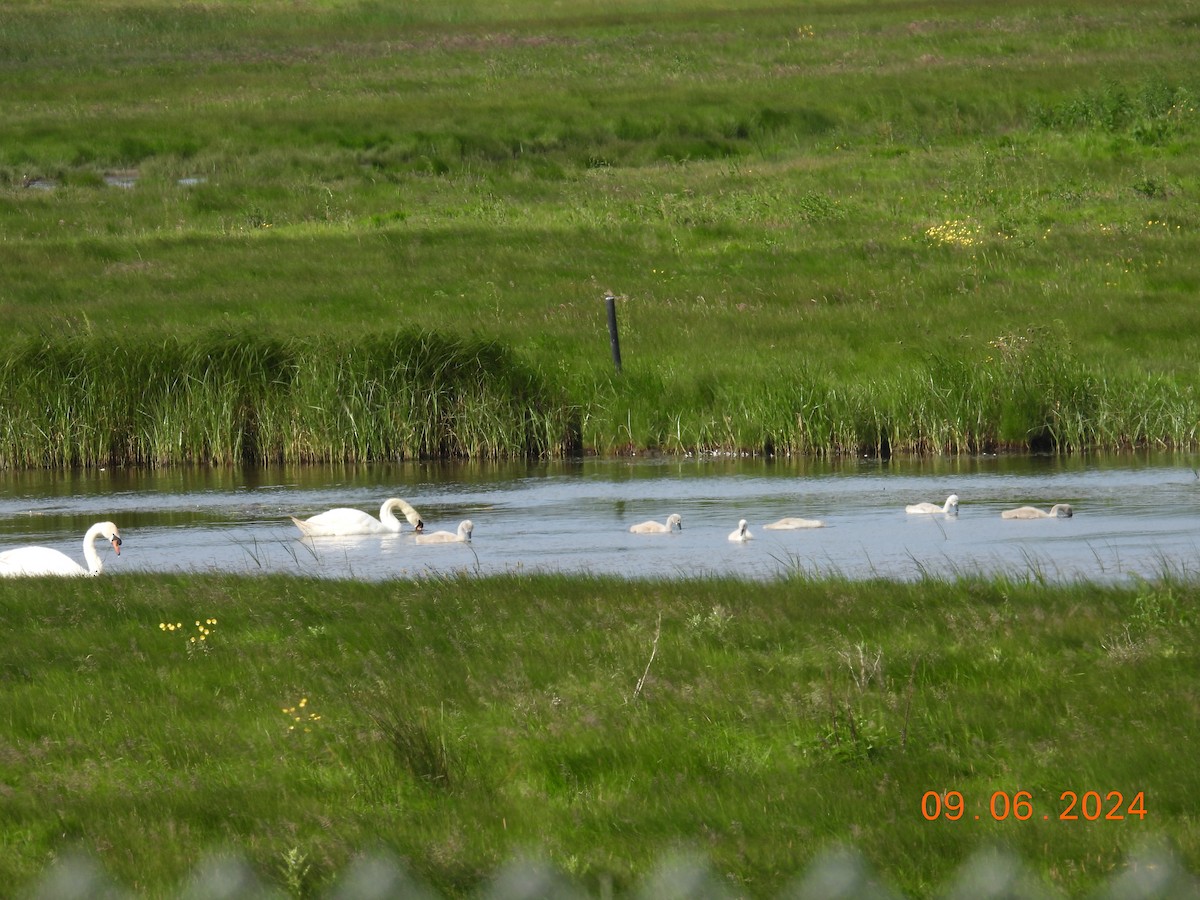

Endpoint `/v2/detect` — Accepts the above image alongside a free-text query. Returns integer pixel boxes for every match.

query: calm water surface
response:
[1,454,1198,582]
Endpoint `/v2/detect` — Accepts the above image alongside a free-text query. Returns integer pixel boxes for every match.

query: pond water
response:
[1,454,1198,583]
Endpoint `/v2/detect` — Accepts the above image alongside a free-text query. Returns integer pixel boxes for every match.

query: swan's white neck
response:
[378,500,403,532]
[82,522,109,575]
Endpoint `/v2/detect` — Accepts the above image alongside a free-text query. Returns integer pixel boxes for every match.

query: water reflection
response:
[0,454,1197,583]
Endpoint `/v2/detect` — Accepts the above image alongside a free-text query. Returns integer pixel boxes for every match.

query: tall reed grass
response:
[2,326,1197,466]
[0,330,579,467]
[582,327,1200,457]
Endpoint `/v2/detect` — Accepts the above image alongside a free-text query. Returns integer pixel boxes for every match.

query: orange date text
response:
[921,790,1146,822]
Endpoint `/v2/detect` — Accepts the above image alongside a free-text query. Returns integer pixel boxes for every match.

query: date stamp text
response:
[922,790,1146,822]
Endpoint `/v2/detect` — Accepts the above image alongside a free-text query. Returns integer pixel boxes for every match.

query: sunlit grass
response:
[0,571,1196,897]
[0,0,1198,461]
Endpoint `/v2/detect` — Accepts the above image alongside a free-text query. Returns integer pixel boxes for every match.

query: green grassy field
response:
[3,2,1200,896]
[2,572,1198,897]
[2,0,1199,460]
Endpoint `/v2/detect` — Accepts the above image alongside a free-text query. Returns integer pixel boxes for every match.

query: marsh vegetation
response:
[2,0,1198,462]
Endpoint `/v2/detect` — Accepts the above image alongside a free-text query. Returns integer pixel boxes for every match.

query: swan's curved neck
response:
[378,500,402,530]
[82,523,107,575]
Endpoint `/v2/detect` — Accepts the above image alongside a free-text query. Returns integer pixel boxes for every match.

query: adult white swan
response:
[728,519,753,542]
[1001,504,1073,519]
[0,521,122,577]
[763,517,825,530]
[415,520,473,544]
[629,513,682,534]
[291,497,424,537]
[906,494,959,515]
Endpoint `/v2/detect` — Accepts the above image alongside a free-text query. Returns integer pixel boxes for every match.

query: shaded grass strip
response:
[0,329,580,466]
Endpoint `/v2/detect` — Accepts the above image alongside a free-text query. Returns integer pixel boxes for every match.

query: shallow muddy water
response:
[1,454,1198,583]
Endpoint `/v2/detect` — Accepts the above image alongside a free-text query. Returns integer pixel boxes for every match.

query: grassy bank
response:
[1,572,1197,897]
[2,329,1198,465]
[0,330,577,466]
[1,0,1199,460]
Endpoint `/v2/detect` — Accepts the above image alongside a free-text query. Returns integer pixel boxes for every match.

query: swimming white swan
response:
[728,519,753,542]
[291,497,424,537]
[1001,504,1073,520]
[629,513,682,534]
[0,521,122,577]
[415,520,473,544]
[906,494,959,515]
[763,517,826,530]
